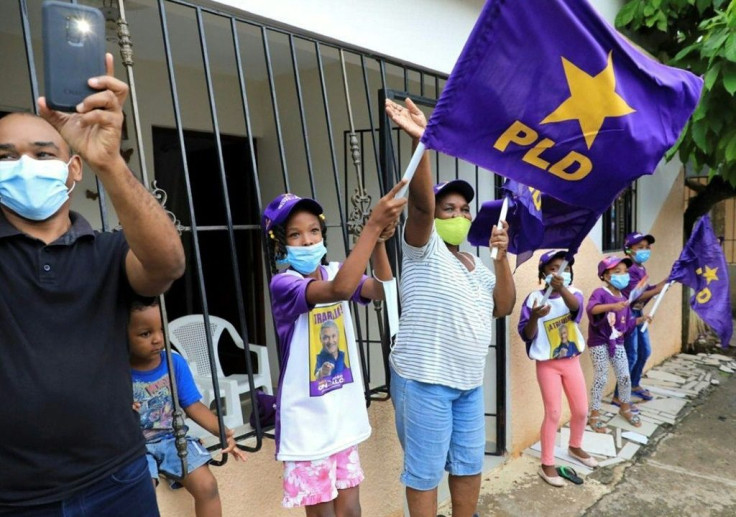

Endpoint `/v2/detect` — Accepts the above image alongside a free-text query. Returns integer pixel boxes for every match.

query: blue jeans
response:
[0,455,159,517]
[390,367,485,491]
[615,309,651,397]
[146,436,212,481]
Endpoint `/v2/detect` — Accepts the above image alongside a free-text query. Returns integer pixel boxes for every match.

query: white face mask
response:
[545,271,572,287]
[0,155,74,221]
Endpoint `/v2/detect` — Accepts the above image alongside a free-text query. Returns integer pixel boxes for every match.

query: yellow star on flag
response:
[541,52,635,149]
[701,265,719,285]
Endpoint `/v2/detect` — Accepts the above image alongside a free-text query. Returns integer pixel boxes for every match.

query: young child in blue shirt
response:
[129,298,246,517]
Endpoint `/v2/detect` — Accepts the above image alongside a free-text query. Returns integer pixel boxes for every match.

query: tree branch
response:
[684,176,736,235]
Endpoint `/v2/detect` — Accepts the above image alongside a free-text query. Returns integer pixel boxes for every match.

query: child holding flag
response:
[519,251,597,486]
[587,256,650,431]
[612,232,666,404]
[263,183,405,514]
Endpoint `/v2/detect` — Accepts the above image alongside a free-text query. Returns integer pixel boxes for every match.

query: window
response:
[601,184,637,252]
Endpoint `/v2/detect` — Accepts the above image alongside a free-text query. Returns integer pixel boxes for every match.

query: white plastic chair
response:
[167,315,274,433]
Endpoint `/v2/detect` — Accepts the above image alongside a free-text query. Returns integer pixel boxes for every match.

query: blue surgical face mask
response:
[633,249,651,264]
[0,155,74,221]
[544,271,572,287]
[609,273,630,290]
[285,241,327,274]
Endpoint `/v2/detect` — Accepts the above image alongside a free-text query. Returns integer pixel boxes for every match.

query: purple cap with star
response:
[538,250,574,271]
[597,255,633,278]
[261,193,323,231]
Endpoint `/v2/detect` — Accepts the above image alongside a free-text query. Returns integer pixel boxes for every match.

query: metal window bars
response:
[11,0,508,467]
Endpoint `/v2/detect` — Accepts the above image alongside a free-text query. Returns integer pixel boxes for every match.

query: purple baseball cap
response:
[262,193,323,231]
[433,179,474,203]
[624,232,655,249]
[538,250,574,270]
[597,255,633,278]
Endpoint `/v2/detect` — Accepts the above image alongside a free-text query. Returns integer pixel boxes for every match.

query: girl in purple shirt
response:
[263,183,405,514]
[586,256,650,431]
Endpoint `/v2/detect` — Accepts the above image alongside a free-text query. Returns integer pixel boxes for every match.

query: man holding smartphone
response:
[0,54,184,515]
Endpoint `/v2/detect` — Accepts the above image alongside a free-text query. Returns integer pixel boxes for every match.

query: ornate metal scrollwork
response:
[150,180,186,235]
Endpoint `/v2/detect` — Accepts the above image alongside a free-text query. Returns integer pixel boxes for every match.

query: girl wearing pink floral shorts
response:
[263,182,405,514]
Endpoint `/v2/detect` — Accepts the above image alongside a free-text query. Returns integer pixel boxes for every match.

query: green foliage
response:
[616,0,736,187]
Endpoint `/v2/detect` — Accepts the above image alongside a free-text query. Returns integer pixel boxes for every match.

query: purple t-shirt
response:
[622,262,654,309]
[586,287,636,356]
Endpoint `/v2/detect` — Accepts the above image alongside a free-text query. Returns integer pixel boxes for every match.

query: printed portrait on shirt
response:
[544,314,580,359]
[133,378,173,440]
[309,303,354,396]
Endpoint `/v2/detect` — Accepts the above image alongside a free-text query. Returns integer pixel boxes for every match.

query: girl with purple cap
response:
[263,182,406,515]
[586,256,651,431]
[611,232,666,405]
[518,250,597,487]
[385,98,514,516]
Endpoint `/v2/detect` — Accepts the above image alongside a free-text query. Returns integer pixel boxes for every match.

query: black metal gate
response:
[5,0,506,456]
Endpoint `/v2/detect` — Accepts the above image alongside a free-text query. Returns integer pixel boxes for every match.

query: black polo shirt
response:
[0,211,145,506]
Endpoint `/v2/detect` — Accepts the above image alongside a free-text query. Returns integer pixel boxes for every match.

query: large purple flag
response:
[468,180,599,268]
[668,215,733,347]
[421,0,703,212]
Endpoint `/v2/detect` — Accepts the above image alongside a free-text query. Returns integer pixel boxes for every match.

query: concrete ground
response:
[456,354,736,517]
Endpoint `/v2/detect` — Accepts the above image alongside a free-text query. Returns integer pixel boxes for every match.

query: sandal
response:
[556,466,584,485]
[611,397,640,413]
[632,387,653,401]
[588,411,608,434]
[619,407,642,427]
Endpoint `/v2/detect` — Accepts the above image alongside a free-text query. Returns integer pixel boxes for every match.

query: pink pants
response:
[535,355,588,466]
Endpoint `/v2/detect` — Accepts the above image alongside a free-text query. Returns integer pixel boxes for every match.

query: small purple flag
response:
[668,215,733,348]
[468,180,600,268]
[420,0,703,213]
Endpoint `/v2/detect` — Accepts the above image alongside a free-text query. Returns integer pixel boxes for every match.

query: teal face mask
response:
[285,241,327,274]
[609,273,630,290]
[633,249,651,264]
[434,217,471,246]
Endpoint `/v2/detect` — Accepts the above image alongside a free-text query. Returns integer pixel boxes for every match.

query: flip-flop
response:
[556,466,583,485]
[632,388,653,401]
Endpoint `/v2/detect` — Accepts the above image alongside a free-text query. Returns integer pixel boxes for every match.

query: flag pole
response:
[490,195,509,260]
[641,281,672,333]
[540,258,569,306]
[396,142,426,199]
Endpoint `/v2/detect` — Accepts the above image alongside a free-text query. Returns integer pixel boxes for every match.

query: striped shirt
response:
[390,228,496,390]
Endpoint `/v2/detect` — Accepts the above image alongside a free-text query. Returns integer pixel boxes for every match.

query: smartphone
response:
[42,1,106,112]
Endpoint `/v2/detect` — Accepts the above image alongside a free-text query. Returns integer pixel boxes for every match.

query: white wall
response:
[212,0,626,74]
[210,0,486,74]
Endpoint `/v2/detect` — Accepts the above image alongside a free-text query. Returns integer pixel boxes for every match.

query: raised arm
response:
[358,220,399,301]
[385,98,434,248]
[305,181,407,305]
[491,221,515,317]
[38,54,185,296]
